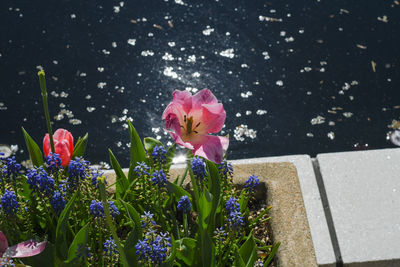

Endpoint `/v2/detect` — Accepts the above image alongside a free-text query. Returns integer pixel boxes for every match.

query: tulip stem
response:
[38,70,55,154]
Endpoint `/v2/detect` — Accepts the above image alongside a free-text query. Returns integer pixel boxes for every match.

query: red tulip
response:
[43,129,74,167]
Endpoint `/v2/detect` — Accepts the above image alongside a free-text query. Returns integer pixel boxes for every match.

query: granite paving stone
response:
[317,148,400,266]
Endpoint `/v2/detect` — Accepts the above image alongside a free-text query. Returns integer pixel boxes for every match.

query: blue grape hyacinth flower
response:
[151,170,167,188]
[177,195,191,213]
[1,189,19,215]
[152,145,167,164]
[244,175,260,193]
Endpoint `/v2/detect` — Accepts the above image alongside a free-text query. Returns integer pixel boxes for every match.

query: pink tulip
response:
[162,89,229,164]
[43,128,74,167]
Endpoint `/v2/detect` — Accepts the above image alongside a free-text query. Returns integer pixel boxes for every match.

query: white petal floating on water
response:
[390,131,400,146]
[262,51,270,60]
[192,72,200,78]
[202,27,214,36]
[0,102,7,111]
[127,39,136,46]
[163,67,178,79]
[141,50,154,56]
[187,55,196,62]
[256,109,267,115]
[113,6,120,13]
[219,48,235,58]
[327,131,335,140]
[97,82,107,89]
[240,91,253,98]
[69,119,82,125]
[234,124,257,141]
[174,0,187,6]
[311,115,325,125]
[0,145,12,158]
[343,112,353,118]
[162,52,174,61]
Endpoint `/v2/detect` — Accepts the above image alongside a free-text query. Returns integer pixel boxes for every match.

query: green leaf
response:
[264,242,280,266]
[72,133,88,159]
[55,192,77,260]
[166,181,191,203]
[165,143,176,170]
[143,137,163,154]
[65,222,90,264]
[206,160,221,234]
[234,245,246,267]
[109,149,129,198]
[175,238,196,266]
[21,242,56,266]
[198,190,213,230]
[239,191,249,214]
[127,121,148,183]
[188,162,200,212]
[98,180,130,267]
[249,206,272,228]
[239,232,258,267]
[200,229,214,267]
[22,127,44,167]
[119,199,142,240]
[123,229,138,267]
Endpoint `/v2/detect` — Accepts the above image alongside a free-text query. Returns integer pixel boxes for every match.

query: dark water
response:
[1,0,399,167]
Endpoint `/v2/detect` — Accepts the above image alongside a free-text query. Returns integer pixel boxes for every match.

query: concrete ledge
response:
[229,161,317,266]
[105,157,321,266]
[231,156,335,267]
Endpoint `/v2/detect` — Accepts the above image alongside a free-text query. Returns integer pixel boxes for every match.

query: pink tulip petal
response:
[3,240,46,258]
[169,131,194,150]
[201,103,226,133]
[0,232,8,257]
[172,90,193,114]
[163,88,229,163]
[192,89,218,109]
[193,135,229,164]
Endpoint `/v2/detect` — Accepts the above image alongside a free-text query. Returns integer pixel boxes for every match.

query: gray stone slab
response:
[317,148,400,266]
[233,155,336,267]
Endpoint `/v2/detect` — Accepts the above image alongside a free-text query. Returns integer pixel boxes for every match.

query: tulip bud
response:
[43,129,74,167]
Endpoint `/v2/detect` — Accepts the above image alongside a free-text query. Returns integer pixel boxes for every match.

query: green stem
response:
[183,213,188,236]
[38,70,55,154]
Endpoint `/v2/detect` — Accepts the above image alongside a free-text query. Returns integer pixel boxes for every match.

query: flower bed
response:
[0,71,281,266]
